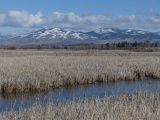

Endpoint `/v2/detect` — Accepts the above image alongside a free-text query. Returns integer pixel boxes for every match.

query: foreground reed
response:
[0,50,160,94]
[1,92,160,120]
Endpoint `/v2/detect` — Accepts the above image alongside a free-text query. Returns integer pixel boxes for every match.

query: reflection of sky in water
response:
[1,78,160,112]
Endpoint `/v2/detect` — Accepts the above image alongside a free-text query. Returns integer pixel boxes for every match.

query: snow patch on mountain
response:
[94,28,115,34]
[71,33,83,40]
[126,30,132,33]
[137,30,147,34]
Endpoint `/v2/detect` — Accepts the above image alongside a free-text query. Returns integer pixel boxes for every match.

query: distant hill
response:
[0,35,12,39]
[0,28,160,46]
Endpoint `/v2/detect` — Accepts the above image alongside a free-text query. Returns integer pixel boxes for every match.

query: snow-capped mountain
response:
[6,28,97,45]
[87,28,160,40]
[0,28,160,45]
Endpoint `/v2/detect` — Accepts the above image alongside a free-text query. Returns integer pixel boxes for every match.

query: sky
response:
[0,0,160,35]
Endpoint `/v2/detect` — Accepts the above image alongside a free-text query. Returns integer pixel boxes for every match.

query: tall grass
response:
[0,50,160,94]
[1,92,160,120]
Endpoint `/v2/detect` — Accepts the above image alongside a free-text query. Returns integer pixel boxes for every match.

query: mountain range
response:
[0,28,160,46]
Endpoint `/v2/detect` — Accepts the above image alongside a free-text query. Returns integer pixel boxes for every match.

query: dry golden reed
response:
[0,50,160,94]
[1,92,160,120]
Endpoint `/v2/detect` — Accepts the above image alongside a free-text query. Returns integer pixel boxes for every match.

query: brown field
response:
[0,49,160,94]
[1,92,160,120]
[0,49,160,119]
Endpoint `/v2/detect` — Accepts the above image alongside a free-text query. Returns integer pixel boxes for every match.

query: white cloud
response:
[139,9,160,30]
[0,14,5,23]
[0,10,160,31]
[141,9,157,16]
[0,30,29,36]
[0,11,44,27]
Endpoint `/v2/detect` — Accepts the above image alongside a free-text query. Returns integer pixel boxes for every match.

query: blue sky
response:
[0,0,159,16]
[0,0,160,35]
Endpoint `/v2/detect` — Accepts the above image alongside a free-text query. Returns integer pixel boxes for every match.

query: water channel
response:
[1,78,160,112]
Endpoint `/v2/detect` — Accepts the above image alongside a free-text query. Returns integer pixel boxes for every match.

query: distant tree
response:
[121,41,128,48]
[155,42,158,47]
[6,46,16,50]
[106,43,110,47]
[132,41,138,47]
[105,43,110,49]
[64,46,68,49]
[37,45,42,50]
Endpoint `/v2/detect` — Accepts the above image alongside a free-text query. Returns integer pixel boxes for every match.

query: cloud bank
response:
[0,10,160,31]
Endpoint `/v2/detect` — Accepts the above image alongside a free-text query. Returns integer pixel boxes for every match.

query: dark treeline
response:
[65,41,160,50]
[104,41,160,50]
[1,40,160,51]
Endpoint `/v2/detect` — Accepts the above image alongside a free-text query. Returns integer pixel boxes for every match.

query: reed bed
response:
[1,49,160,57]
[1,92,160,120]
[0,50,160,94]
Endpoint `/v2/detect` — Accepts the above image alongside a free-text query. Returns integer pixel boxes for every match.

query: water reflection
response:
[1,78,160,112]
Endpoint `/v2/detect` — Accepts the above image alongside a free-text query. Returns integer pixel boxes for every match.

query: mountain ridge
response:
[0,28,160,46]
